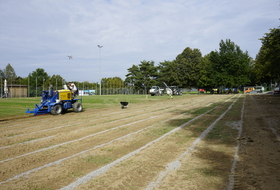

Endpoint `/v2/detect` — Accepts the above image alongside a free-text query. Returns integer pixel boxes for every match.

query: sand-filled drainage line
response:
[0,110,136,137]
[227,95,244,190]
[0,112,189,185]
[0,106,167,142]
[0,135,56,150]
[0,115,160,164]
[59,103,224,190]
[0,98,204,150]
[0,99,187,140]
[0,96,232,185]
[146,94,240,190]
[0,105,173,151]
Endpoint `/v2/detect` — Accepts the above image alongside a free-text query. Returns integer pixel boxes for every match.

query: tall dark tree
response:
[125,64,140,89]
[125,60,158,92]
[197,54,214,88]
[175,47,203,88]
[208,39,252,87]
[158,60,179,86]
[0,69,4,79]
[257,28,280,82]
[252,47,271,85]
[138,60,158,90]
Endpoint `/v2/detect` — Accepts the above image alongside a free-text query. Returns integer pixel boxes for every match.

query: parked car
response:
[245,87,254,94]
[149,86,163,96]
[274,86,280,94]
[199,88,205,94]
[255,86,264,93]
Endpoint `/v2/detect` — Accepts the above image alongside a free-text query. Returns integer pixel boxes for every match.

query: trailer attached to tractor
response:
[26,85,82,116]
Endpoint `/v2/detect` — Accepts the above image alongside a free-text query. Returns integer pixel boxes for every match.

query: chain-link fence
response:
[1,85,186,98]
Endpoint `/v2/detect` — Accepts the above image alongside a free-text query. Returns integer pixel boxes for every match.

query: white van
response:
[255,86,264,93]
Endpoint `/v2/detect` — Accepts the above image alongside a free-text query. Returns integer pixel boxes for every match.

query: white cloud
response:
[0,0,278,82]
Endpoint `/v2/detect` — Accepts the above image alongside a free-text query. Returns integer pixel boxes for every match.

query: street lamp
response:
[67,55,72,82]
[97,45,103,95]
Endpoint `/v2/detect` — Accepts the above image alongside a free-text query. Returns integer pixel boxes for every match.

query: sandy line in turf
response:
[145,95,240,190]
[0,112,189,185]
[0,96,221,185]
[0,105,175,151]
[0,110,133,138]
[59,101,224,190]
[0,115,159,164]
[0,100,180,140]
[227,95,244,190]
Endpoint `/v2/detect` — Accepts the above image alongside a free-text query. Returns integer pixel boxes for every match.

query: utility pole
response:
[67,55,72,82]
[97,45,103,95]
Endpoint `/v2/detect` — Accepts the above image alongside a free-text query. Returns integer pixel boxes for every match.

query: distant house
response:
[7,84,28,98]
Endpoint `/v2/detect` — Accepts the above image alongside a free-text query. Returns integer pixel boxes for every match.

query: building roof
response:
[7,84,28,87]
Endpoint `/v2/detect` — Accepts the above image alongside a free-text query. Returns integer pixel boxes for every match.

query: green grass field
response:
[0,94,189,119]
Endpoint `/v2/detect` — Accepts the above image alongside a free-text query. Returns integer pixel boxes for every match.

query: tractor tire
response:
[51,104,62,115]
[73,102,83,112]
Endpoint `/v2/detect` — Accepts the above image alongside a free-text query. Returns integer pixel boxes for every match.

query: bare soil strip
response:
[232,94,280,190]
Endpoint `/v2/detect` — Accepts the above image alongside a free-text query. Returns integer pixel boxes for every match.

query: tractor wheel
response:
[51,104,62,115]
[73,102,83,112]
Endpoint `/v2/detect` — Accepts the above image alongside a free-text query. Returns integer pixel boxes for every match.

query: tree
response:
[125,60,158,92]
[125,64,140,89]
[138,60,158,91]
[28,68,50,96]
[48,75,65,90]
[197,54,214,88]
[158,60,179,87]
[0,69,4,79]
[3,63,17,84]
[252,47,271,85]
[257,28,280,82]
[208,39,252,88]
[175,47,203,88]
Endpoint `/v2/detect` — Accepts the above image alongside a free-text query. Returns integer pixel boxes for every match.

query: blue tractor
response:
[26,85,82,116]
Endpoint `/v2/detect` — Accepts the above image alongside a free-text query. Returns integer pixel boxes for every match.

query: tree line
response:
[1,28,279,95]
[126,31,279,92]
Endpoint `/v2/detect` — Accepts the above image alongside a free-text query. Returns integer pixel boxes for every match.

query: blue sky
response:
[0,0,279,83]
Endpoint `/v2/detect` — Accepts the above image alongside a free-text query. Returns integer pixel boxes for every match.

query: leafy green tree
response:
[139,60,158,91]
[257,28,280,82]
[100,77,124,94]
[158,60,179,87]
[14,76,24,85]
[125,60,158,92]
[106,77,123,88]
[3,63,17,84]
[0,69,4,79]
[28,68,50,96]
[175,47,203,88]
[252,47,271,85]
[208,39,252,88]
[197,54,214,88]
[125,64,140,89]
[48,75,65,90]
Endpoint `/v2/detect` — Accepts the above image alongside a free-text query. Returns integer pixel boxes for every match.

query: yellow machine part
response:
[57,90,72,100]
